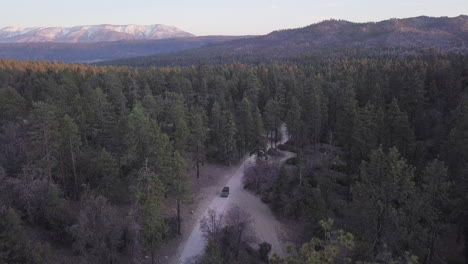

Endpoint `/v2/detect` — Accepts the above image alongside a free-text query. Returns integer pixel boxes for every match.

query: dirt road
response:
[177,126,292,263]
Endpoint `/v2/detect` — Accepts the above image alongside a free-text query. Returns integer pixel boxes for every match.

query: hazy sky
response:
[1,0,467,35]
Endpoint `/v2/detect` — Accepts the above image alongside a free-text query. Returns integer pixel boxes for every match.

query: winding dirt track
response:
[177,126,292,263]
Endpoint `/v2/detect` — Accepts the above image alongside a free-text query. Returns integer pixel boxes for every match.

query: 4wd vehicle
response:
[220,187,230,197]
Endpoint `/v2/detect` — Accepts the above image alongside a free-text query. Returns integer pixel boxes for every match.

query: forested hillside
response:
[0,54,467,263]
[108,15,468,66]
[0,36,248,63]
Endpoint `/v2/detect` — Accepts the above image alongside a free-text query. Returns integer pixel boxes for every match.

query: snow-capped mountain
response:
[0,24,195,43]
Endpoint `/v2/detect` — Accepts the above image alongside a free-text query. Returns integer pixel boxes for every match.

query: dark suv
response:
[220,187,230,197]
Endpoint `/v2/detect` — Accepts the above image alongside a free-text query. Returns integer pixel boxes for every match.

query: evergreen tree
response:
[303,77,326,147]
[412,160,452,263]
[29,102,60,184]
[446,95,468,195]
[272,166,288,213]
[237,97,253,155]
[243,73,261,106]
[189,107,208,178]
[270,219,354,264]
[170,151,190,235]
[384,99,415,159]
[59,114,81,198]
[164,93,190,152]
[264,99,282,148]
[251,107,266,157]
[136,161,168,264]
[96,149,123,203]
[351,103,382,170]
[354,147,416,259]
[0,207,31,263]
[209,101,224,157]
[336,86,357,171]
[285,96,302,148]
[0,87,26,127]
[71,191,124,264]
[223,111,237,166]
[125,104,154,165]
[198,239,224,264]
[88,87,115,148]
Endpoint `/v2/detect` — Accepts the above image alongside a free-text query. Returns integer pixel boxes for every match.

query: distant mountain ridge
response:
[0,24,195,43]
[0,36,250,63]
[110,15,468,66]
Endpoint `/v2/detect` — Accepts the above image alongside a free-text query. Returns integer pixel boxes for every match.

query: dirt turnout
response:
[177,126,292,263]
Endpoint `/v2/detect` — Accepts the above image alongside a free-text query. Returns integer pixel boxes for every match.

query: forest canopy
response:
[0,53,467,263]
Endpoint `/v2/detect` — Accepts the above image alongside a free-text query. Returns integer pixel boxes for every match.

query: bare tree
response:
[243,158,279,192]
[200,208,225,241]
[225,206,256,260]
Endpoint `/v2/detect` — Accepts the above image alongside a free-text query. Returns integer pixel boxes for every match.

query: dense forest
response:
[0,53,467,263]
[107,16,468,67]
[0,36,247,63]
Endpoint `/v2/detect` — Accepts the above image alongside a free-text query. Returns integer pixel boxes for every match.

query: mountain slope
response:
[110,15,468,66]
[0,24,194,43]
[0,36,249,63]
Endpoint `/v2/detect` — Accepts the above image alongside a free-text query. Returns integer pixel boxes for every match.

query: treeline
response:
[0,54,467,263]
[106,46,457,67]
[196,54,467,263]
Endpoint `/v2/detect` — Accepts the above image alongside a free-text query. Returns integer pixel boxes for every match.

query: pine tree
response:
[251,107,266,158]
[336,86,357,172]
[88,87,115,148]
[136,161,168,264]
[243,73,261,106]
[59,115,81,198]
[125,103,173,187]
[384,99,415,159]
[125,104,154,165]
[303,77,326,147]
[210,101,224,157]
[412,160,452,263]
[237,97,253,155]
[96,149,122,203]
[0,87,26,127]
[223,111,237,166]
[29,102,60,184]
[0,207,31,263]
[354,147,416,259]
[446,95,468,194]
[264,99,282,148]
[270,219,354,264]
[351,103,382,170]
[189,107,208,178]
[272,166,288,213]
[285,96,302,148]
[170,151,190,235]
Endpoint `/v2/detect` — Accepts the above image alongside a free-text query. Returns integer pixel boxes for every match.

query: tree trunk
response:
[45,129,52,186]
[69,136,78,199]
[177,199,181,235]
[372,208,385,257]
[226,143,231,166]
[299,168,302,186]
[274,127,278,148]
[298,151,303,186]
[424,230,437,264]
[196,144,200,178]
[270,131,274,149]
[151,239,155,264]
[235,229,243,260]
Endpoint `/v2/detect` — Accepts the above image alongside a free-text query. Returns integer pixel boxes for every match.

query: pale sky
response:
[1,0,467,36]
